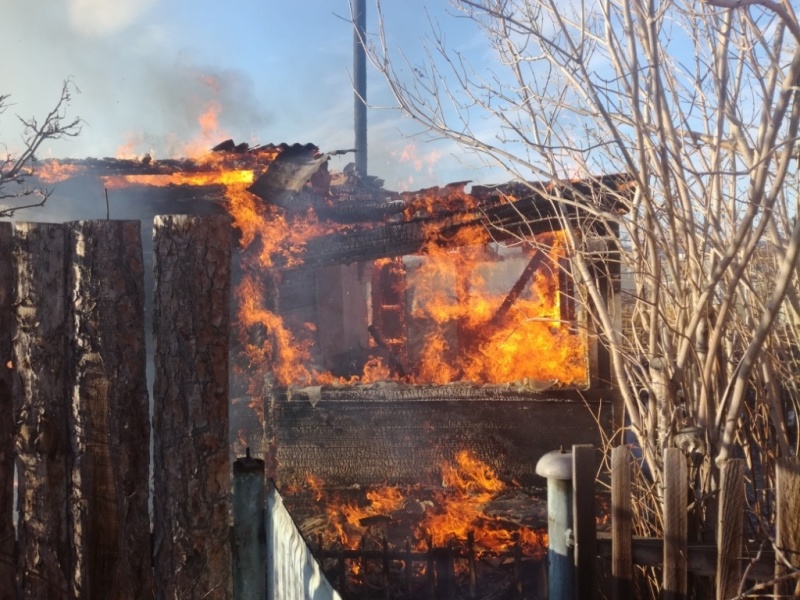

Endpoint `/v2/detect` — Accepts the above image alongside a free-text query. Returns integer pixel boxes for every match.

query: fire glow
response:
[303,450,547,557]
[224,164,588,389]
[33,145,589,391]
[32,142,600,593]
[41,147,588,388]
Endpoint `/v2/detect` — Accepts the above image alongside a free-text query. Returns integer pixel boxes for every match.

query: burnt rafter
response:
[275,173,633,272]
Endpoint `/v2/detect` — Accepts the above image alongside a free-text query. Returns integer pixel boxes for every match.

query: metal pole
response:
[233,449,266,600]
[353,0,368,178]
[536,448,575,600]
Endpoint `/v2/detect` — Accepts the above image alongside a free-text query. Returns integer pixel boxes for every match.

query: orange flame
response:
[36,161,83,183]
[302,451,546,557]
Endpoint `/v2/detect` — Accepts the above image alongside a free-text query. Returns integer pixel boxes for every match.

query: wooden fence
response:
[4,217,800,600]
[0,217,233,600]
[571,444,800,600]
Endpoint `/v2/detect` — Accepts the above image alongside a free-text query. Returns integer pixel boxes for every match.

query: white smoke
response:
[67,0,159,37]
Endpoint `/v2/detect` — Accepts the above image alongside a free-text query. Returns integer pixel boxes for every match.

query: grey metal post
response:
[536,448,575,600]
[353,0,367,177]
[233,449,266,600]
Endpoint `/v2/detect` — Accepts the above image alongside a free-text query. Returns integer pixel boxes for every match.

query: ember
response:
[292,451,547,599]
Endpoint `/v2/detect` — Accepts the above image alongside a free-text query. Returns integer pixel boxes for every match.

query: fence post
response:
[611,445,632,600]
[0,222,15,600]
[775,457,800,598]
[716,459,744,600]
[234,449,266,600]
[66,220,153,599]
[152,215,233,599]
[573,444,597,600]
[536,447,574,600]
[663,448,688,600]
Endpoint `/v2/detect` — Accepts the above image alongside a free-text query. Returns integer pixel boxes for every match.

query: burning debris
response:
[30,141,625,598]
[31,140,629,394]
[297,451,547,554]
[293,451,548,599]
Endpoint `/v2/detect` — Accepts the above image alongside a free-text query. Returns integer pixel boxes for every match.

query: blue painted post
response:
[536,448,574,600]
[233,449,266,600]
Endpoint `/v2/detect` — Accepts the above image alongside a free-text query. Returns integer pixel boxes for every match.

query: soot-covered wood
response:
[265,385,610,489]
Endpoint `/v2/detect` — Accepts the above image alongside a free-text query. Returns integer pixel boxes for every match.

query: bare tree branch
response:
[0,79,82,218]
[367,0,800,562]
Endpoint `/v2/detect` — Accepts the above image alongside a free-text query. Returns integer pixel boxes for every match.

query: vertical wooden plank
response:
[152,215,232,600]
[775,457,800,598]
[716,459,743,600]
[0,222,16,600]
[573,444,597,600]
[611,445,632,600]
[13,222,70,600]
[663,448,688,600]
[67,220,154,599]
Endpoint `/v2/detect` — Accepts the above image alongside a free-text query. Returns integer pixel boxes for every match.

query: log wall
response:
[267,386,611,489]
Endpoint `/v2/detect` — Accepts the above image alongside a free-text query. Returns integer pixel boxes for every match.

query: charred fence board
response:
[0,222,14,600]
[66,220,153,599]
[152,215,232,600]
[13,222,70,600]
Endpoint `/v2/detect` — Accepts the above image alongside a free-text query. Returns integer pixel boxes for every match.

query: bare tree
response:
[366,0,800,555]
[0,80,82,218]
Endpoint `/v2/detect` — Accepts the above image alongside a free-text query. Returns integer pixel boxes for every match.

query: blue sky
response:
[1,0,504,190]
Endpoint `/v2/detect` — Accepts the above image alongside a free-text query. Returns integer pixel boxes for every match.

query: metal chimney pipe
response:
[353,0,368,178]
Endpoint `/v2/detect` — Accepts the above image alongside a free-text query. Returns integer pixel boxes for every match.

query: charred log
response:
[487,250,547,331]
[368,324,408,378]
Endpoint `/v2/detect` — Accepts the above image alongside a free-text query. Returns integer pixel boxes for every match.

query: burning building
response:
[28,142,629,597]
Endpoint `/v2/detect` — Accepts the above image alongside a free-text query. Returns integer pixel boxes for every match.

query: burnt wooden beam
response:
[487,250,547,332]
[368,324,408,378]
[278,206,560,273]
[277,175,633,272]
[280,383,602,404]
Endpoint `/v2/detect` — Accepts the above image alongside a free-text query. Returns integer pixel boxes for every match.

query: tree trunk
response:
[13,222,70,600]
[66,220,154,599]
[152,215,232,600]
[0,222,16,600]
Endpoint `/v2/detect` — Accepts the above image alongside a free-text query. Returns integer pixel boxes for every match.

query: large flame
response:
[35,137,588,390]
[305,451,547,557]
